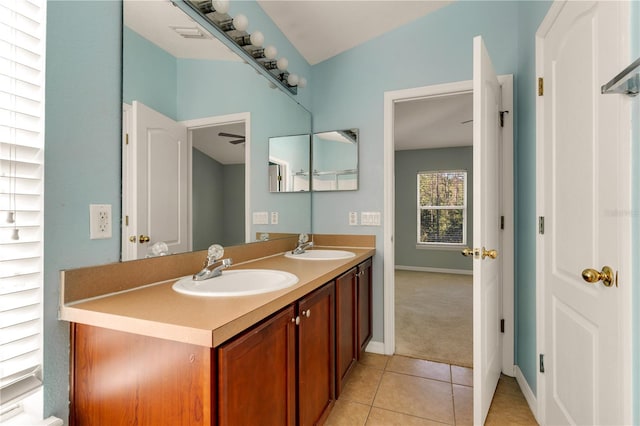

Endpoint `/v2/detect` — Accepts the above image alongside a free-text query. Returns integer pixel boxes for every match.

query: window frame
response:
[416,169,468,248]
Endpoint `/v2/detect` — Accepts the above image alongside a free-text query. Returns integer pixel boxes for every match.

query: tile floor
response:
[326,353,537,425]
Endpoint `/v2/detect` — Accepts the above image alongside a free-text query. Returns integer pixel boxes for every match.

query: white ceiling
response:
[394,92,473,151]
[192,122,246,164]
[125,0,471,152]
[257,1,452,66]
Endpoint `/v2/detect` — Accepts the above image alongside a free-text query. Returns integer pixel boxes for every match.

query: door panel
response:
[132,101,188,258]
[539,1,630,424]
[472,35,503,425]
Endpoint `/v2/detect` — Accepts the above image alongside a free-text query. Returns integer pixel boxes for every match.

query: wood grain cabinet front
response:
[357,258,373,356]
[217,282,335,426]
[334,267,358,397]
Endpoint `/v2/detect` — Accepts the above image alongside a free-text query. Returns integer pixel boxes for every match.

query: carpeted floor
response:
[395,270,473,367]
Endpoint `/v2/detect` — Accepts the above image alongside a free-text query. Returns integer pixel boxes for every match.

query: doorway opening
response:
[393,92,474,367]
[382,78,514,370]
[182,112,251,249]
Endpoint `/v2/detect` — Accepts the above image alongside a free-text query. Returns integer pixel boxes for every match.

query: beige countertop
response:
[60,240,374,348]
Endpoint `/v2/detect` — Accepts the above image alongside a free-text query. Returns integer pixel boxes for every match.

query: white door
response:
[127,101,189,259]
[472,35,503,425]
[537,1,632,424]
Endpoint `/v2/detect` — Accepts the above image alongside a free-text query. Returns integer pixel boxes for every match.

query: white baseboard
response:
[395,265,473,275]
[515,365,539,424]
[365,340,385,355]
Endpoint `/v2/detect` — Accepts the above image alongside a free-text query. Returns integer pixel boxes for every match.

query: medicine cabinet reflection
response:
[312,129,359,191]
[268,134,311,192]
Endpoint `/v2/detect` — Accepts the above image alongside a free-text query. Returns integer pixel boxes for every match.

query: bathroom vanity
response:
[61,235,374,425]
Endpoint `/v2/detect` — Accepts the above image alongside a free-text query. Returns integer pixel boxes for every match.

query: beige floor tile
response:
[339,363,384,405]
[359,352,390,370]
[386,355,451,383]
[372,371,454,424]
[451,365,473,386]
[452,384,473,425]
[485,375,537,426]
[325,399,370,426]
[365,407,447,426]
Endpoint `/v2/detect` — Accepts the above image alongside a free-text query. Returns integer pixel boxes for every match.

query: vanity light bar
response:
[182,0,304,95]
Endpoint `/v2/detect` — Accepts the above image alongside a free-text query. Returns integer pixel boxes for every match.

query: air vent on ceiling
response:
[170,25,210,39]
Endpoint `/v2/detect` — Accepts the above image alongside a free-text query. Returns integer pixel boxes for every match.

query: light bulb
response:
[264,45,277,59]
[212,0,229,14]
[233,14,248,32]
[250,31,264,47]
[276,57,288,71]
[287,73,299,86]
[298,77,307,88]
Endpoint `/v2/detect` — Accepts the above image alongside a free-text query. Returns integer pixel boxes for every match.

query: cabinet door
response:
[335,268,357,397]
[357,258,373,356]
[71,324,213,426]
[298,282,335,426]
[218,306,296,426]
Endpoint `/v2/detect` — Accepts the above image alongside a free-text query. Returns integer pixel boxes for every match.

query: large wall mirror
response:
[268,134,310,193]
[122,0,312,260]
[312,129,359,191]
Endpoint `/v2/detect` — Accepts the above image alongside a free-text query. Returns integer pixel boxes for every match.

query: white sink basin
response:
[284,249,356,261]
[172,269,299,297]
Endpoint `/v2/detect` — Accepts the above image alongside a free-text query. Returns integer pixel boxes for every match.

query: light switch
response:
[253,211,269,225]
[361,211,381,226]
[271,211,279,225]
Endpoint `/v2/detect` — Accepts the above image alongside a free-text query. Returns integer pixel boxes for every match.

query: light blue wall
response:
[123,27,177,119]
[44,1,122,420]
[311,0,520,351]
[514,0,553,395]
[394,147,473,271]
[177,58,312,236]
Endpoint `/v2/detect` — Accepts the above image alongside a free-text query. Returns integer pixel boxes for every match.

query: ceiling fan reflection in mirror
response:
[218,132,246,144]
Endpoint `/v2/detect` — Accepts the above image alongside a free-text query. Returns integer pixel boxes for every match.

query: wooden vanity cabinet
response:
[334,267,358,397]
[357,258,373,355]
[217,305,297,426]
[217,282,335,426]
[70,323,214,426]
[334,258,373,397]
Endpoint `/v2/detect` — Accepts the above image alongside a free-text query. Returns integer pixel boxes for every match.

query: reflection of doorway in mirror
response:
[189,119,248,250]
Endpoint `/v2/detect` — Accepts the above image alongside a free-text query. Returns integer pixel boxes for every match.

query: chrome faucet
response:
[193,244,233,281]
[291,234,314,255]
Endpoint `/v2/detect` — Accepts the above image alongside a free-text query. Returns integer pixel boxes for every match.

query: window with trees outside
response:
[417,170,467,246]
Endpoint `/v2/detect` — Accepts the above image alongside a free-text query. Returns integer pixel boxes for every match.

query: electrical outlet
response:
[271,211,279,225]
[90,204,112,239]
[349,211,358,225]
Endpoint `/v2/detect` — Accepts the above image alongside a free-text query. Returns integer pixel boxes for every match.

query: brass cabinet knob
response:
[581,266,617,287]
[139,235,150,243]
[481,247,498,260]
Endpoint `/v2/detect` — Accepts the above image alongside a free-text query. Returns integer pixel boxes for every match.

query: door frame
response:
[382,77,515,373]
[181,112,252,246]
[534,1,633,423]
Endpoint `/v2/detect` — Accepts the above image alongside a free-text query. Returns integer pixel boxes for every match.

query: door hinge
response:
[500,318,505,333]
[538,216,545,234]
[125,133,129,145]
[500,215,505,230]
[538,77,544,96]
[125,215,129,226]
[499,110,509,127]
[539,354,545,373]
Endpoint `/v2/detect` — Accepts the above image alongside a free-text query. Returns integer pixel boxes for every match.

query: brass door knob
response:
[139,235,150,243]
[581,266,617,287]
[129,235,137,243]
[482,247,498,260]
[461,248,474,257]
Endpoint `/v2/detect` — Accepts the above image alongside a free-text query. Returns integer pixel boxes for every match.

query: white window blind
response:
[0,0,45,408]
[417,170,467,245]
